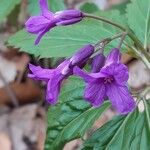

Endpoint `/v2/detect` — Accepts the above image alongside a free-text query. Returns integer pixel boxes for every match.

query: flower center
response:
[104,77,113,84]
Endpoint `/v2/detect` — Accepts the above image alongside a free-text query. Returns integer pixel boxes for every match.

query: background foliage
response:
[28,0,66,15]
[126,0,150,48]
[83,101,150,150]
[45,77,110,150]
[0,0,21,22]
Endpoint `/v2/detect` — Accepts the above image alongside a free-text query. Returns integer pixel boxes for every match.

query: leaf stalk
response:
[84,13,150,64]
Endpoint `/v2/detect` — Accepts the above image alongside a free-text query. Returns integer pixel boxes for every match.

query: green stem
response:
[83,13,126,31]
[111,32,126,41]
[124,43,150,70]
[131,47,150,70]
[117,32,127,49]
[93,32,126,57]
[95,32,125,47]
[143,99,150,131]
[127,31,150,62]
[84,13,150,62]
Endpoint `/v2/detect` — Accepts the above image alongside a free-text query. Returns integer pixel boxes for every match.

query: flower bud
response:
[92,54,105,73]
[61,65,72,75]
[55,10,83,19]
[70,44,94,66]
[56,18,82,26]
[55,10,84,26]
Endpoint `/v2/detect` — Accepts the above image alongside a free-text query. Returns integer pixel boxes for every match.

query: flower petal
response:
[25,16,50,34]
[34,23,56,45]
[84,81,106,107]
[28,73,36,79]
[57,59,70,70]
[105,48,121,66]
[113,64,129,85]
[39,0,49,12]
[73,66,95,82]
[56,17,82,26]
[39,0,54,18]
[106,84,135,114]
[46,74,64,104]
[101,63,129,85]
[28,63,53,81]
[35,29,48,45]
[74,66,107,82]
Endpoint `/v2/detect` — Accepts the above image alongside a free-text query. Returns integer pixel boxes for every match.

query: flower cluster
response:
[26,0,135,114]
[28,45,94,104]
[28,46,135,114]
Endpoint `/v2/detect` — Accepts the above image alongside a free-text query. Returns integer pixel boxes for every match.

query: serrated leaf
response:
[80,2,99,13]
[0,0,21,22]
[27,0,40,16]
[44,77,110,150]
[82,100,150,150]
[27,0,65,15]
[126,0,150,48]
[48,0,65,12]
[111,0,131,14]
[8,10,128,58]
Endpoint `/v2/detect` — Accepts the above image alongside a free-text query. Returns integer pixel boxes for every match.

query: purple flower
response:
[74,48,136,114]
[25,0,83,45]
[28,44,94,104]
[28,60,71,104]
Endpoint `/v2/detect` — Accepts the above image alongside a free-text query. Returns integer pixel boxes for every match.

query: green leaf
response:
[83,101,150,150]
[80,2,99,13]
[27,0,66,15]
[0,0,21,22]
[27,0,39,16]
[111,0,131,14]
[48,0,65,12]
[7,4,20,27]
[44,77,110,150]
[8,10,127,58]
[126,0,150,48]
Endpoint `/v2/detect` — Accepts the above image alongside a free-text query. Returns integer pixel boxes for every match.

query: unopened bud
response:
[55,10,83,19]
[70,44,94,66]
[61,65,71,75]
[92,54,105,73]
[55,10,83,26]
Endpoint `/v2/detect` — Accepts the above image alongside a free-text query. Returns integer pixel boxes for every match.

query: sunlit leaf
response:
[83,100,150,150]
[126,0,150,47]
[27,0,65,15]
[0,0,21,22]
[80,2,99,13]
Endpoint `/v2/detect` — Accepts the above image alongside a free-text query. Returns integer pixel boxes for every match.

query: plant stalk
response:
[84,13,150,63]
[83,13,126,31]
[124,43,150,70]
